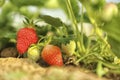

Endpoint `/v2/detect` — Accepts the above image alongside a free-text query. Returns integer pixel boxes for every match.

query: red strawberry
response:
[17,27,38,54]
[41,45,63,66]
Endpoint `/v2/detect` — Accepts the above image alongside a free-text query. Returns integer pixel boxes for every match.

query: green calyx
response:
[23,17,38,28]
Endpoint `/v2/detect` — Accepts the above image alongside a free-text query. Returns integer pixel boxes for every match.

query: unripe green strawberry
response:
[101,3,118,22]
[61,40,76,56]
[27,45,40,61]
[17,27,38,54]
[41,45,63,66]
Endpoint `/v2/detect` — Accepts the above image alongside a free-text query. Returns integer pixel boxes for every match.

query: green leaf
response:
[39,15,63,27]
[10,0,48,7]
[23,17,30,25]
[107,36,120,57]
[103,18,120,42]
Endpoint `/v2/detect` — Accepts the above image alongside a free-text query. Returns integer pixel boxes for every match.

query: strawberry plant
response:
[37,0,120,78]
[0,0,120,79]
[16,18,38,54]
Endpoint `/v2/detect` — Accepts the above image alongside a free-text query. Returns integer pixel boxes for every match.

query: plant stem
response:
[65,0,85,54]
[65,0,77,35]
[80,6,85,53]
[62,23,68,36]
[89,16,110,49]
[75,52,96,64]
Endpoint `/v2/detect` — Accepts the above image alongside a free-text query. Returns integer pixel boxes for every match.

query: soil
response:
[0,47,18,58]
[0,47,117,80]
[0,58,108,80]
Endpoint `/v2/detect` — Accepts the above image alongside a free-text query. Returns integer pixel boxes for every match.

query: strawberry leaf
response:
[107,36,120,57]
[39,15,63,27]
[10,0,48,7]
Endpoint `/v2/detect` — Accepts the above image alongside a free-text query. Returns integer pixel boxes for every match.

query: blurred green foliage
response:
[79,0,120,58]
[0,0,5,7]
[102,3,120,57]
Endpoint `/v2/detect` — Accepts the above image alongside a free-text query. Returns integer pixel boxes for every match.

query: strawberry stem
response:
[65,0,85,56]
[37,36,52,47]
[17,54,21,58]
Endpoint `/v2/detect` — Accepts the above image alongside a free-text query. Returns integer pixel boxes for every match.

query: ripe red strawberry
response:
[41,45,63,66]
[17,27,38,54]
